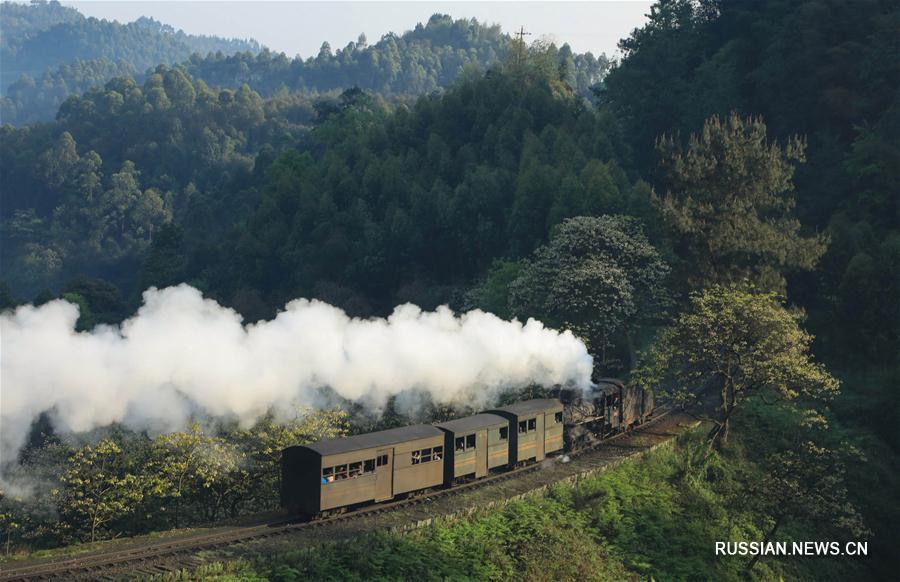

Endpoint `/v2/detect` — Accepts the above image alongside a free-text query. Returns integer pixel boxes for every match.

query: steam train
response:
[281,379,654,516]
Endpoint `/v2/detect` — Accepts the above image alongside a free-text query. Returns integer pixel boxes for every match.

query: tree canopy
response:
[634,286,839,446]
[509,215,669,370]
[0,0,258,91]
[1,9,609,126]
[655,113,827,292]
[604,0,899,366]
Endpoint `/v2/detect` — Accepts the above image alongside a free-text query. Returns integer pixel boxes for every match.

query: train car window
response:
[335,464,348,480]
[499,426,508,440]
[518,421,527,434]
[433,446,443,461]
[554,412,563,424]
[466,434,476,448]
[364,459,375,473]
[421,447,432,462]
[349,462,362,478]
[411,450,421,465]
[455,437,465,451]
[527,418,537,431]
[377,454,388,466]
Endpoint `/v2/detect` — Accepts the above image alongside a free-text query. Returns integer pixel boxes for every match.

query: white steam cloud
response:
[1,284,592,467]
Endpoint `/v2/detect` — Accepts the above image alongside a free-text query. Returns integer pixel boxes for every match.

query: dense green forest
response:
[1,57,138,125]
[603,0,899,371]
[0,5,608,126]
[0,0,258,86]
[0,0,897,578]
[0,0,260,125]
[0,38,621,319]
[177,14,608,99]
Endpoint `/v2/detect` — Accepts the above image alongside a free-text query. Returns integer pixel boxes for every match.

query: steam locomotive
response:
[281,379,653,516]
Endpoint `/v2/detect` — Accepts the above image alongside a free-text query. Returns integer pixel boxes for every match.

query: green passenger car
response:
[281,424,445,515]
[436,413,510,482]
[486,399,565,464]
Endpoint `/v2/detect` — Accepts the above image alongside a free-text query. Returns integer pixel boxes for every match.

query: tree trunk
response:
[719,402,732,445]
[747,516,782,572]
[625,332,638,370]
[722,381,737,445]
[708,380,735,449]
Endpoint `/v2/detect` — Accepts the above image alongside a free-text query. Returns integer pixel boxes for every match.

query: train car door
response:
[375,448,393,501]
[606,388,623,430]
[535,414,545,460]
[475,429,488,477]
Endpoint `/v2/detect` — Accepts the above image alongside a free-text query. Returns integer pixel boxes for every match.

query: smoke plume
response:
[1,284,592,467]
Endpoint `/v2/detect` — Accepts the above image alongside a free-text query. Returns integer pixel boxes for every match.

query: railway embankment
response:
[0,409,699,580]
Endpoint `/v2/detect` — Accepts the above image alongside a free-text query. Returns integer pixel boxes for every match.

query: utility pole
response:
[514,26,532,65]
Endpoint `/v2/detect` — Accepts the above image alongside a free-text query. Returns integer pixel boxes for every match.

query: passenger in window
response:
[411,450,421,464]
[433,448,442,461]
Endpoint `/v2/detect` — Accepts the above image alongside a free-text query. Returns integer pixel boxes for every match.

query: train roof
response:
[302,424,443,457]
[596,378,625,388]
[435,413,508,433]
[487,398,563,416]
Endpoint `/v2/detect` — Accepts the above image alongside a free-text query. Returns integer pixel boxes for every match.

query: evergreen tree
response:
[655,114,827,292]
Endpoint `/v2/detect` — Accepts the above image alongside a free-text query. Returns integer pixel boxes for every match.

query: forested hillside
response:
[0,0,258,85]
[0,65,317,303]
[0,0,260,124]
[603,2,899,574]
[179,14,608,99]
[0,6,609,126]
[603,0,899,371]
[1,57,138,125]
[0,41,621,319]
[0,1,897,578]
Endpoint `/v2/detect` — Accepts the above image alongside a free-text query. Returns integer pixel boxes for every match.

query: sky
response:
[62,1,652,60]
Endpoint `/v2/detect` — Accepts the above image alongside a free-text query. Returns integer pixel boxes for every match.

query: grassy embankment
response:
[158,403,876,581]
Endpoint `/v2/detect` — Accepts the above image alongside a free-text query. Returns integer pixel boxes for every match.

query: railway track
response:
[0,407,677,581]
